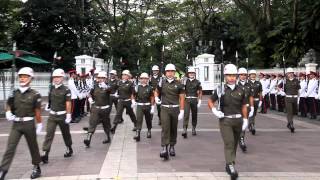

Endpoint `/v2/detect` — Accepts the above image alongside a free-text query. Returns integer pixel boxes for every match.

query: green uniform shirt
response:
[237,81,252,105]
[117,80,134,100]
[8,88,41,117]
[108,79,119,94]
[284,78,300,95]
[91,85,111,106]
[157,79,185,105]
[248,80,262,98]
[135,85,153,103]
[210,85,247,116]
[50,85,71,112]
[150,75,161,90]
[184,79,202,97]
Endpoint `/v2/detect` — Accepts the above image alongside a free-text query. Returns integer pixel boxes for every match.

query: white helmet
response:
[18,67,34,77]
[248,70,257,74]
[238,67,247,74]
[52,69,65,77]
[152,65,159,71]
[97,71,107,78]
[165,64,176,71]
[110,70,117,75]
[286,67,294,73]
[140,72,149,78]
[188,67,196,73]
[122,70,131,76]
[224,64,238,75]
[94,69,99,74]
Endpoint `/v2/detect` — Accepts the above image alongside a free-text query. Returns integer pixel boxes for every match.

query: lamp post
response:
[196,40,212,54]
[11,42,17,90]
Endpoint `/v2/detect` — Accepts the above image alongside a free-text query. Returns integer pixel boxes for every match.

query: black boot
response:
[110,124,117,134]
[192,127,197,136]
[0,168,8,180]
[103,131,111,144]
[159,145,169,160]
[287,122,295,133]
[84,133,93,148]
[30,165,41,179]
[250,124,256,135]
[64,146,73,157]
[41,151,49,164]
[225,163,238,180]
[133,130,140,142]
[147,129,151,138]
[82,127,88,131]
[132,126,137,131]
[169,145,176,156]
[181,128,187,138]
[239,137,247,152]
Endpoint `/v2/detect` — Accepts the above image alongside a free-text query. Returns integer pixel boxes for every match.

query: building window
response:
[204,66,209,81]
[204,58,208,62]
[81,68,86,75]
[81,59,85,64]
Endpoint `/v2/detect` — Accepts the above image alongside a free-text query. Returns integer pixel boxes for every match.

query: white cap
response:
[18,67,34,77]
[165,64,176,71]
[110,70,117,75]
[122,70,131,76]
[188,67,196,73]
[140,72,149,78]
[238,67,247,74]
[97,71,107,78]
[248,70,257,74]
[286,67,294,73]
[152,65,159,71]
[224,64,238,75]
[52,69,65,77]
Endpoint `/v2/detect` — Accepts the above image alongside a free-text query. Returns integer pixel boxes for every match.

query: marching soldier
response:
[41,69,73,163]
[0,67,42,179]
[277,74,286,112]
[299,73,308,117]
[108,70,124,123]
[150,65,162,125]
[284,68,300,133]
[84,71,112,147]
[248,70,262,135]
[269,74,278,110]
[306,71,318,119]
[237,68,254,152]
[133,73,155,141]
[182,67,202,138]
[111,70,137,133]
[68,70,81,123]
[208,64,248,179]
[155,64,185,160]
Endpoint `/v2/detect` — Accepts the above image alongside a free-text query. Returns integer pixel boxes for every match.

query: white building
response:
[75,55,113,75]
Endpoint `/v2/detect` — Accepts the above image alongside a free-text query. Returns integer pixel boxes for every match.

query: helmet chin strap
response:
[19,78,32,87]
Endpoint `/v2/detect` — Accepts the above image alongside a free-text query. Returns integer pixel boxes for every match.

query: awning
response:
[0,52,14,62]
[17,55,50,64]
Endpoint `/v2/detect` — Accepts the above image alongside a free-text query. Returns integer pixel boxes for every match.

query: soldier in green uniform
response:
[111,70,137,133]
[84,71,112,147]
[108,70,124,123]
[182,67,202,138]
[133,73,155,141]
[154,64,185,160]
[41,69,73,163]
[247,70,263,135]
[284,67,300,133]
[208,64,248,180]
[237,68,254,152]
[0,67,42,179]
[150,65,162,125]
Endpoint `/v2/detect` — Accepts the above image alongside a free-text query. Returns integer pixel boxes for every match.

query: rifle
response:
[217,41,225,110]
[48,51,57,109]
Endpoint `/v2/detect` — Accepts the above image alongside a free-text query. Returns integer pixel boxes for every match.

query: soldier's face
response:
[122,74,129,80]
[239,74,247,81]
[225,74,237,85]
[250,74,256,80]
[188,72,195,79]
[19,74,32,87]
[52,76,63,85]
[97,77,105,83]
[165,70,175,79]
[140,78,148,84]
[110,74,115,79]
[153,70,159,75]
[287,72,294,79]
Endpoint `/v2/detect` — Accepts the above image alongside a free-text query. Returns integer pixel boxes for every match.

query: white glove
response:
[178,110,184,121]
[131,99,136,108]
[44,104,51,111]
[258,101,262,108]
[211,108,224,118]
[242,118,248,131]
[36,123,43,135]
[65,114,72,124]
[5,111,15,121]
[99,82,108,89]
[197,100,201,108]
[114,92,119,98]
[88,97,94,105]
[297,98,300,104]
[150,105,155,114]
[249,106,254,117]
[155,97,161,105]
[315,95,319,100]
[78,94,83,100]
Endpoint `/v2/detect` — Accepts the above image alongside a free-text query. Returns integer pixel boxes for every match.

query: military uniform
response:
[68,74,81,122]
[182,78,202,137]
[84,83,112,147]
[150,74,162,125]
[284,78,300,132]
[108,78,124,123]
[42,85,73,162]
[299,75,308,117]
[277,77,285,112]
[260,75,270,113]
[0,88,42,177]
[306,75,318,119]
[269,75,278,110]
[248,80,262,135]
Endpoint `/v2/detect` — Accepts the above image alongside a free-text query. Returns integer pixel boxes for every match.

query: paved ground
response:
[0,96,320,180]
